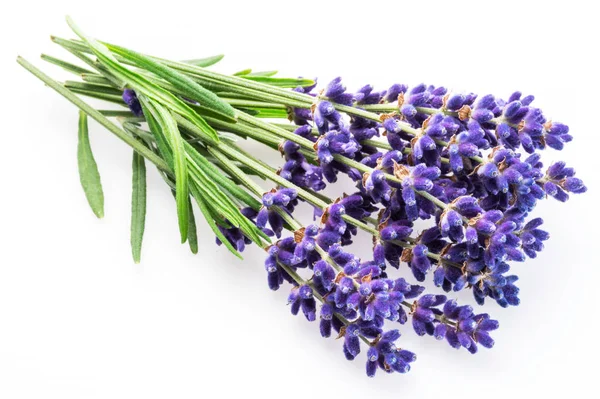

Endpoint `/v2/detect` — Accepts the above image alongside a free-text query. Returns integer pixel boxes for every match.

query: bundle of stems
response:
[17,17,586,377]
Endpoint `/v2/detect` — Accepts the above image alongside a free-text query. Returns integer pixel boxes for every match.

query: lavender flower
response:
[542,161,587,201]
[366,330,416,377]
[122,89,143,116]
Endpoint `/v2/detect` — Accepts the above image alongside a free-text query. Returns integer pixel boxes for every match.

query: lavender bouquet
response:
[17,17,587,377]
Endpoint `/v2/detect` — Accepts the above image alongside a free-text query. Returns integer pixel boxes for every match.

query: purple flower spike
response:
[288,285,317,321]
[409,244,432,282]
[542,161,587,201]
[366,330,416,377]
[446,93,466,111]
[344,324,361,357]
[385,84,408,103]
[380,223,413,241]
[325,77,355,106]
[410,294,446,336]
[319,303,334,337]
[262,188,298,207]
[440,210,464,242]
[363,170,392,204]
[441,300,499,353]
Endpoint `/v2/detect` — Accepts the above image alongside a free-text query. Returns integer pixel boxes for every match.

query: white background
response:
[1,1,599,398]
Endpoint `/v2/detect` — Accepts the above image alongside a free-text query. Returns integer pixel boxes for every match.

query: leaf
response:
[77,111,104,218]
[140,100,174,168]
[41,54,93,75]
[172,113,220,146]
[122,122,156,143]
[104,44,237,121]
[186,157,269,245]
[67,88,124,104]
[190,184,242,260]
[246,70,278,77]
[141,98,189,243]
[182,54,224,68]
[184,142,262,210]
[65,17,221,143]
[253,108,290,119]
[64,81,123,96]
[233,68,252,76]
[187,167,238,223]
[234,108,259,116]
[242,76,315,88]
[187,199,199,254]
[130,149,147,263]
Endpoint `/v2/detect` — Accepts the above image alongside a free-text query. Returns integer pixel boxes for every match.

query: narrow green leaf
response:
[184,142,262,210]
[141,98,189,243]
[122,122,156,143]
[172,113,219,146]
[77,111,104,218]
[253,108,290,119]
[191,184,242,260]
[41,54,93,75]
[182,54,224,67]
[104,44,237,121]
[81,73,113,85]
[187,199,199,254]
[235,108,259,116]
[242,76,315,88]
[233,68,252,76]
[213,92,257,101]
[130,149,147,263]
[140,99,174,169]
[67,87,124,104]
[246,70,278,77]
[190,164,246,222]
[187,169,238,223]
[64,81,123,96]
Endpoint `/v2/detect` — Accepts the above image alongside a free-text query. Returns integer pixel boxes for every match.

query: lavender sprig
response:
[17,17,587,378]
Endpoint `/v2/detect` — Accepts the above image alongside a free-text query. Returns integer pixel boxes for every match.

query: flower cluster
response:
[131,78,585,375]
[260,200,498,377]
[232,78,585,376]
